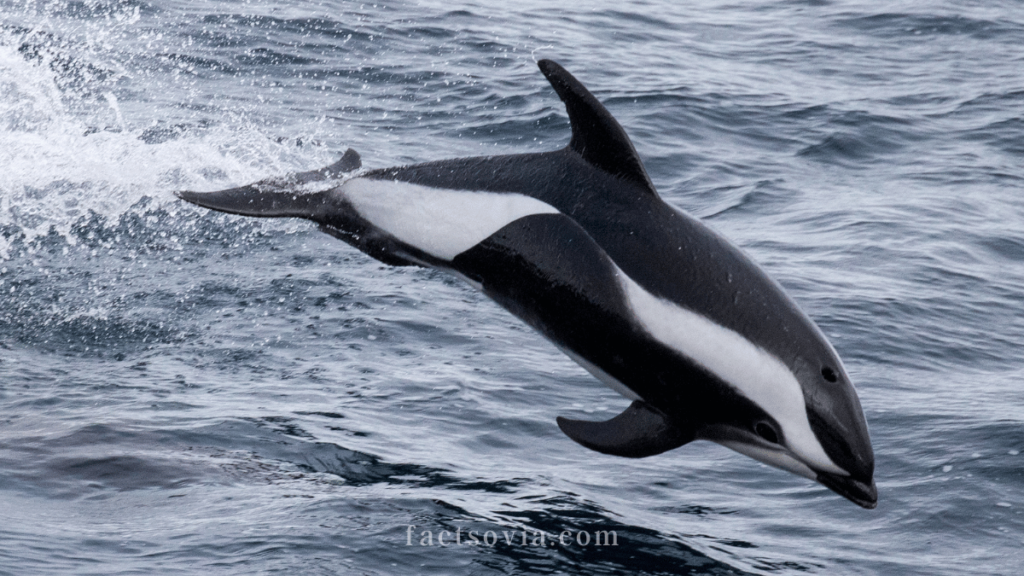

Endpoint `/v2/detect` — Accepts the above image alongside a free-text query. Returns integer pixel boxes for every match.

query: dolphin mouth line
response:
[817,472,878,509]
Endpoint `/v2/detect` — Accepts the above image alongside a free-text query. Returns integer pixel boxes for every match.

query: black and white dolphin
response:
[177,60,877,509]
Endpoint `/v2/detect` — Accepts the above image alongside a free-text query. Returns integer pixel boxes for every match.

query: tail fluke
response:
[175,148,361,219]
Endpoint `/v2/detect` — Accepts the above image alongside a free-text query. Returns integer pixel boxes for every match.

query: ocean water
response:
[1,1,1023,574]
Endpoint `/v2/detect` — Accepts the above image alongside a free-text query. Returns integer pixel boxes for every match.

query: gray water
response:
[1,1,1023,574]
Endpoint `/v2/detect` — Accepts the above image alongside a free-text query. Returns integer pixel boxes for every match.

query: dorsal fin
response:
[538,59,656,195]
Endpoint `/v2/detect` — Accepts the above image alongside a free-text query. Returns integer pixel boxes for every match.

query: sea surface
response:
[1,1,1023,574]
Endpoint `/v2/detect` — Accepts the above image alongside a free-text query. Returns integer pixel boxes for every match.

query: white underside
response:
[715,440,818,480]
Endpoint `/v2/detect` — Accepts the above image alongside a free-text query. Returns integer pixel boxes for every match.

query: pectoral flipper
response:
[557,401,693,458]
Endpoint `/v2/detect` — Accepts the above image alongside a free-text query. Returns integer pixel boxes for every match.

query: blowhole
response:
[754,422,779,444]
[821,366,838,382]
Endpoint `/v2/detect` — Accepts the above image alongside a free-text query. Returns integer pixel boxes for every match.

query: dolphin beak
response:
[817,471,877,509]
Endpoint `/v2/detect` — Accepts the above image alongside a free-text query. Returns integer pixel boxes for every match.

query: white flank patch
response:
[617,271,847,476]
[341,178,559,261]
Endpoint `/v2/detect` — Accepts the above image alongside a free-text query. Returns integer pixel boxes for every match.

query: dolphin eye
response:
[821,366,837,382]
[754,422,779,444]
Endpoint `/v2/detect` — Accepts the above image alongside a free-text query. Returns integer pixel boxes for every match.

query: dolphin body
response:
[178,60,877,508]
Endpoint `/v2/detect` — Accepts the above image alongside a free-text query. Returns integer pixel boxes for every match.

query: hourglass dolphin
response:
[177,59,877,508]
